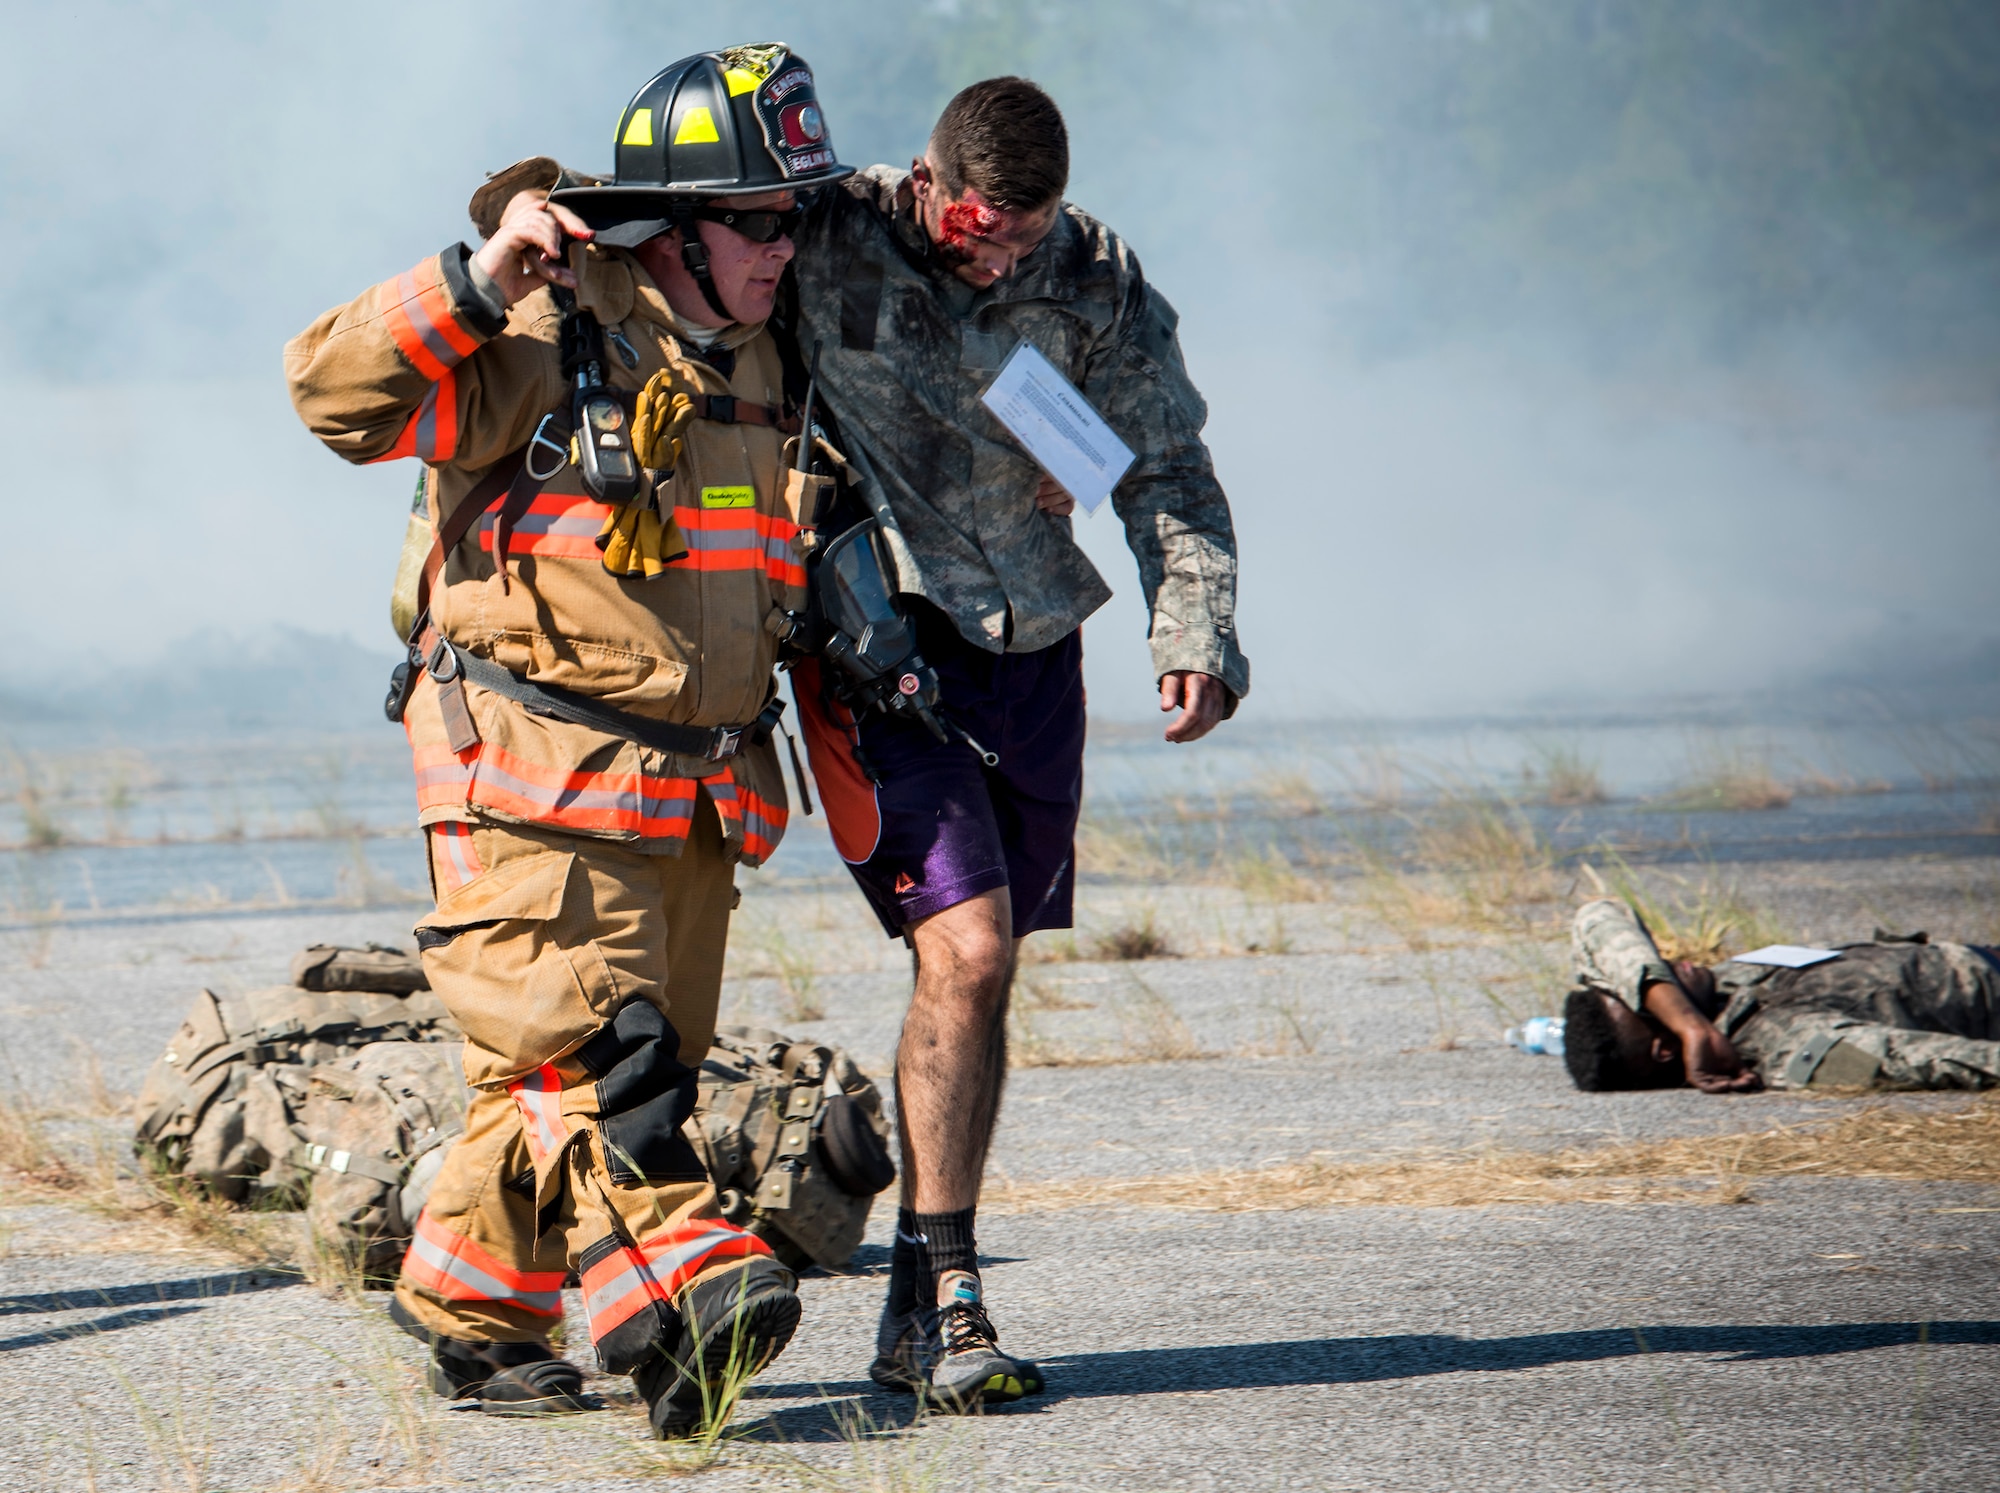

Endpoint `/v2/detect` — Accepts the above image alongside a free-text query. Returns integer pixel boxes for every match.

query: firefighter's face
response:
[637,190,797,327]
[693,189,798,324]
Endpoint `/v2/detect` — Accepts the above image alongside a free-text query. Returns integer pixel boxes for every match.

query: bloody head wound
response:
[927,76,1069,211]
[936,200,1003,259]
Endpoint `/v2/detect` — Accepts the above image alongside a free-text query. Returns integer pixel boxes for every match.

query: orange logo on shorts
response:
[893,872,917,894]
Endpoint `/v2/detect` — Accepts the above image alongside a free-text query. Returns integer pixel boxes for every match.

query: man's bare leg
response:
[897,887,1014,1209]
[872,887,1042,1406]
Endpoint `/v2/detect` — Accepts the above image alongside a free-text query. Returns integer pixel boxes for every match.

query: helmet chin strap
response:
[670,206,736,323]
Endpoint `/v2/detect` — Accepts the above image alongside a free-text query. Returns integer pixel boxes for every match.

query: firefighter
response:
[284,46,850,1436]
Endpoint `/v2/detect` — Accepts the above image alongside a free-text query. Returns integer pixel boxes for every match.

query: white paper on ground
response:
[1730,945,1844,969]
[980,342,1136,515]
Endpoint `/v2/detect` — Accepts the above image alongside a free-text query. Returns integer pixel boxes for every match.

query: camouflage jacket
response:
[469,159,1250,698]
[1572,899,2000,1090]
[792,168,1249,698]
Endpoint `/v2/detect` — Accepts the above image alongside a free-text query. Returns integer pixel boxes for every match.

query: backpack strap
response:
[291,1142,407,1188]
[386,440,557,741]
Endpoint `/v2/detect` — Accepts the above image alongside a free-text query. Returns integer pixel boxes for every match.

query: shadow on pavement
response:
[0,1268,297,1353]
[0,1303,211,1354]
[748,1319,2000,1440]
[0,1268,295,1318]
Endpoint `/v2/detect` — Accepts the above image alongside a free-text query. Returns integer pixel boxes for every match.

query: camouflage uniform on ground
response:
[1572,898,2000,1090]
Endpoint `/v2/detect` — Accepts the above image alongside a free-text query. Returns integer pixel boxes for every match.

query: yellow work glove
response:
[632,373,696,472]
[596,500,688,579]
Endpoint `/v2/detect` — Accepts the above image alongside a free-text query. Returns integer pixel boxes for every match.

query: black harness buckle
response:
[707,394,737,424]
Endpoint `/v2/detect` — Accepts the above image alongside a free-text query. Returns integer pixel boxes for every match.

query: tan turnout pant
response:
[394,793,774,1368]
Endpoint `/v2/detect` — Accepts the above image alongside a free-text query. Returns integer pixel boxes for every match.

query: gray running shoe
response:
[922,1270,1044,1412]
[868,1298,941,1394]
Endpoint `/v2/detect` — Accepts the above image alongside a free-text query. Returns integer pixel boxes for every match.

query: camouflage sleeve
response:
[283,247,557,473]
[1082,273,1250,702]
[1571,899,1677,1010]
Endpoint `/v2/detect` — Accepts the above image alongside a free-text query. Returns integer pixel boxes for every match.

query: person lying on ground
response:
[1562,897,2000,1094]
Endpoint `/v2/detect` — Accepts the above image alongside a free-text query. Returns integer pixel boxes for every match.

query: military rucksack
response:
[303,1023,897,1275]
[689,1025,897,1271]
[133,945,459,1204]
[300,1041,470,1273]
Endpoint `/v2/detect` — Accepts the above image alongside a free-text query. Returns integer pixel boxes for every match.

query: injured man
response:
[1563,898,2000,1094]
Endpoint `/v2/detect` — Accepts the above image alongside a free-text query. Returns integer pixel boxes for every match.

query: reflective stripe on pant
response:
[394,791,754,1350]
[394,1085,771,1352]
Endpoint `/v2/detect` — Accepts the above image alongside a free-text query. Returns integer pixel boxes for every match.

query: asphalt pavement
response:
[0,855,1995,1490]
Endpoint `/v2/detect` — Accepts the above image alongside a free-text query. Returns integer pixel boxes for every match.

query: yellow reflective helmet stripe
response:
[673,106,720,145]
[621,107,653,147]
[723,67,761,96]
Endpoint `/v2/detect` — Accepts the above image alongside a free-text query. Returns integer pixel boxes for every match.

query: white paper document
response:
[1730,945,1844,969]
[980,342,1136,515]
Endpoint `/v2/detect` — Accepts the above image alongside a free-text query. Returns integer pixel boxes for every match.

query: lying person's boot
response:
[634,1255,802,1440]
[868,1297,941,1394]
[389,1297,593,1415]
[923,1270,1044,1412]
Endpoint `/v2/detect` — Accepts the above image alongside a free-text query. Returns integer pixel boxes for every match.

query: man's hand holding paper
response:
[982,342,1136,515]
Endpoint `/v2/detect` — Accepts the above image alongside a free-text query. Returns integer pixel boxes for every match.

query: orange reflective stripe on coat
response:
[410,738,475,813]
[480,493,614,559]
[409,716,708,846]
[403,1209,566,1314]
[379,262,481,382]
[365,371,460,465]
[673,506,805,587]
[507,1063,567,1163]
[580,1220,770,1342]
[704,767,787,866]
[467,742,700,838]
[429,822,484,894]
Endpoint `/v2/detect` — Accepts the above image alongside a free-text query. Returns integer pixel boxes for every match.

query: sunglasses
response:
[690,204,806,244]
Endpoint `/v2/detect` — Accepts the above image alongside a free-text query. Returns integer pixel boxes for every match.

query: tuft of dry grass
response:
[985,1099,2000,1214]
[771,1401,983,1493]
[1585,857,1783,964]
[1249,996,1324,1056]
[1653,743,1795,812]
[0,1081,67,1181]
[1007,973,1211,1068]
[1524,741,1607,806]
[1012,973,1093,1012]
[1,1068,302,1269]
[1090,913,1175,961]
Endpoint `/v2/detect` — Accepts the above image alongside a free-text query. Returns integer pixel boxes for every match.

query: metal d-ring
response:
[525,412,570,481]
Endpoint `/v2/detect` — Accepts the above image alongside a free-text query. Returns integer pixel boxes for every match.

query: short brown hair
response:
[928,77,1068,210]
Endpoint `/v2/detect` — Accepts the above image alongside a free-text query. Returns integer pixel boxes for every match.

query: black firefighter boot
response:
[390,1297,594,1415]
[632,1255,802,1439]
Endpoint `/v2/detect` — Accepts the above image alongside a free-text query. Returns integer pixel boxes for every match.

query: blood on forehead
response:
[937,199,1003,254]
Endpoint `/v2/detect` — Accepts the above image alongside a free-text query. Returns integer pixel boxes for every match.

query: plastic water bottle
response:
[1504,1016,1566,1056]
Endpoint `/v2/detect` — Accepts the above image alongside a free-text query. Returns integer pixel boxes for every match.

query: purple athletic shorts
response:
[792,603,1084,938]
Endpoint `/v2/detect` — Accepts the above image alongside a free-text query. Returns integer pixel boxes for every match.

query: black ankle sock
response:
[912,1207,978,1296]
[888,1207,923,1316]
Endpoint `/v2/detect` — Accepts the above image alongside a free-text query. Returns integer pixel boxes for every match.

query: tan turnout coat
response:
[286,244,811,864]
